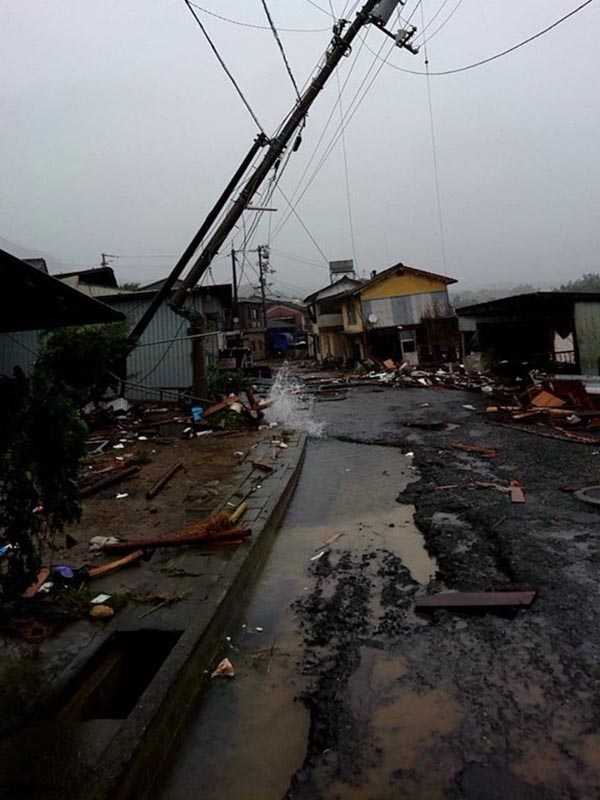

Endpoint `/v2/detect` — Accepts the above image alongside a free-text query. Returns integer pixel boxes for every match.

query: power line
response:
[421,1,448,275]
[275,184,330,263]
[272,33,393,242]
[305,0,335,17]
[187,1,329,32]
[182,0,266,133]
[414,0,451,41]
[417,0,463,47]
[363,0,597,76]
[259,0,302,102]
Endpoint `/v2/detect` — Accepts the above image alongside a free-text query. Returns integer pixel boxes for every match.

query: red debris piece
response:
[510,479,526,503]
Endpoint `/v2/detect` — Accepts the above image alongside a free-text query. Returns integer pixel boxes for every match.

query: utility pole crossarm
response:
[170,0,397,318]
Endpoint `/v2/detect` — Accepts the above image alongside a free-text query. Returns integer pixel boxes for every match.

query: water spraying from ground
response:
[266,364,325,437]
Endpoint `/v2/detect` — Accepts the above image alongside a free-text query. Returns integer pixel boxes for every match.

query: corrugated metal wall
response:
[575,301,600,375]
[0,292,224,400]
[362,291,451,328]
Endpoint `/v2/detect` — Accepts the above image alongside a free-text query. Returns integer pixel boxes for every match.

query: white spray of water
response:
[266,363,325,438]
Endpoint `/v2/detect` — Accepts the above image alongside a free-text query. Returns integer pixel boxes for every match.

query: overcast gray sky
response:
[2,0,599,295]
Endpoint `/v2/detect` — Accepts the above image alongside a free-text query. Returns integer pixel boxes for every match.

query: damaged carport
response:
[456,291,600,375]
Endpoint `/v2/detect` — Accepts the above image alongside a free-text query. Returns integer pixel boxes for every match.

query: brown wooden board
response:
[87,549,144,578]
[415,591,536,609]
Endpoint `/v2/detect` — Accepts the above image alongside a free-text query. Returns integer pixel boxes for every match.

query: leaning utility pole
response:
[230,244,239,320]
[169,0,413,319]
[257,245,269,329]
[126,0,415,394]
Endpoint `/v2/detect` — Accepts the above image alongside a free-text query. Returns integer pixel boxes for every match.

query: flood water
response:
[152,430,436,800]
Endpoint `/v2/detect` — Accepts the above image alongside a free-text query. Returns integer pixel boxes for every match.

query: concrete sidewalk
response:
[0,429,307,800]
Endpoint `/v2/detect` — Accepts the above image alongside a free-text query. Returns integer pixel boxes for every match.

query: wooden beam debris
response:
[415,591,536,610]
[145,462,183,500]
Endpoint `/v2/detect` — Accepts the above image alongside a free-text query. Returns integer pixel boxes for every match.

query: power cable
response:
[305,0,335,17]
[187,1,329,32]
[182,0,266,133]
[259,0,302,102]
[363,0,596,76]
[272,33,393,242]
[416,0,463,46]
[275,184,330,263]
[414,0,451,40]
[270,28,372,241]
[420,1,448,275]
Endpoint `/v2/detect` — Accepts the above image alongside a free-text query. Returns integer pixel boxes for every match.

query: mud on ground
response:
[288,387,600,799]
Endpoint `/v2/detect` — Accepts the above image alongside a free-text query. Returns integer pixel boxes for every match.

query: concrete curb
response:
[85,431,308,800]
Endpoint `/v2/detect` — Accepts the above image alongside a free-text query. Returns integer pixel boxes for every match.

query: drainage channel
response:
[151,437,436,800]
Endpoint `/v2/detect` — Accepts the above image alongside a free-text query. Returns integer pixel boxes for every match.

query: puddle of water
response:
[153,438,435,800]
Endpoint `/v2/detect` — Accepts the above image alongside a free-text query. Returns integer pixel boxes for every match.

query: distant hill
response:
[0,235,65,272]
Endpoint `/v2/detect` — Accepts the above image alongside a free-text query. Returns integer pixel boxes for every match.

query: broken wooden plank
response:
[87,549,144,578]
[415,591,536,610]
[315,531,345,551]
[81,465,140,498]
[531,390,566,409]
[251,460,274,473]
[103,528,251,553]
[510,478,526,503]
[22,568,51,598]
[145,461,183,500]
[451,442,499,458]
[202,395,241,419]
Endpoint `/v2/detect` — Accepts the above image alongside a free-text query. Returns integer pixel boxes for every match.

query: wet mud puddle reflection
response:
[152,439,437,800]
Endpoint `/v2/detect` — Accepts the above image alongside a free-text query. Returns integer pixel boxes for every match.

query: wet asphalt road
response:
[154,384,600,800]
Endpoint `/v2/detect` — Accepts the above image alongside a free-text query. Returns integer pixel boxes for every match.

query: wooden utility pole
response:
[231,245,239,320]
[170,0,409,318]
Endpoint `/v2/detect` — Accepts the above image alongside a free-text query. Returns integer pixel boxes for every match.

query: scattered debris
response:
[451,442,499,458]
[315,531,345,551]
[211,657,235,679]
[81,465,140,498]
[510,479,526,504]
[22,568,51,598]
[87,549,144,578]
[90,593,111,605]
[145,461,183,500]
[311,551,326,562]
[89,604,114,619]
[415,591,536,610]
[116,492,129,499]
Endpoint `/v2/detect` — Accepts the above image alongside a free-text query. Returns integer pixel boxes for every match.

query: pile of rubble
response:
[485,377,600,443]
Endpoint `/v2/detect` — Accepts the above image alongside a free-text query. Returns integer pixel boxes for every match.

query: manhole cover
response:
[574,485,600,507]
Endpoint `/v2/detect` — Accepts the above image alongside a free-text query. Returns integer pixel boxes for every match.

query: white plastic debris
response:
[279,442,289,450]
[462,404,476,411]
[91,593,111,605]
[255,626,264,633]
[116,493,129,499]
[113,443,125,450]
[137,436,148,441]
[89,536,120,552]
[405,452,415,458]
[311,551,326,562]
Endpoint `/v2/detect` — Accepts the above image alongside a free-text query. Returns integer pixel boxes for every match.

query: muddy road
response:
[153,385,600,800]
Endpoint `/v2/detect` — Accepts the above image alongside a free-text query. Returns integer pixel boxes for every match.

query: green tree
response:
[558,273,600,292]
[120,281,141,291]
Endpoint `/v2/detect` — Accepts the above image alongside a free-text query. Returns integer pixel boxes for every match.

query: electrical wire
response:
[270,28,372,241]
[182,0,266,133]
[305,0,335,18]
[272,33,393,242]
[416,0,463,46]
[187,1,329,32]
[414,0,451,40]
[363,0,596,76]
[275,184,330,263]
[135,318,187,382]
[420,1,448,275]
[259,0,302,102]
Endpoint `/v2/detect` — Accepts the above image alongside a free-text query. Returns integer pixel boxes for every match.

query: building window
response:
[348,303,357,325]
